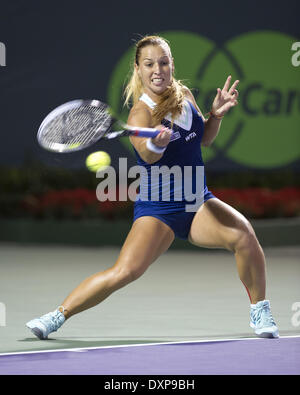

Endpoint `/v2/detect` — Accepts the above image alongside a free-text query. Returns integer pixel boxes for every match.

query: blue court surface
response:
[1,336,300,375]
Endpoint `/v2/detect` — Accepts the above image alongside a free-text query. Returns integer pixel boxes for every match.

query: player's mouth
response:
[151,77,164,86]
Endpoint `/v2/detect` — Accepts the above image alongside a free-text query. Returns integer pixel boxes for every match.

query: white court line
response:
[0,334,299,357]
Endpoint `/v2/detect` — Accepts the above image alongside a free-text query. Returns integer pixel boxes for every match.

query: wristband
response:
[210,111,224,120]
[146,138,167,154]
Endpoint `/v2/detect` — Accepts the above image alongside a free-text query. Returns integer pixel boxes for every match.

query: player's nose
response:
[153,62,161,73]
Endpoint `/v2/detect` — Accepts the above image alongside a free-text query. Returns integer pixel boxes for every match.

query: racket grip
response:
[130,129,164,138]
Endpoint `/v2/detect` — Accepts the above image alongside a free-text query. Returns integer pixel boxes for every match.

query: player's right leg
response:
[26,216,174,339]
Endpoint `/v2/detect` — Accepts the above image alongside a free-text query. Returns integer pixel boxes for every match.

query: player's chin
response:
[150,83,168,95]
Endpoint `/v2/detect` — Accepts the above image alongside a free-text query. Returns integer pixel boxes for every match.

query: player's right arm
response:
[128,102,171,164]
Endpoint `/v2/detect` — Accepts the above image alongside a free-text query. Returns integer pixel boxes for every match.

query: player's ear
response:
[134,63,140,77]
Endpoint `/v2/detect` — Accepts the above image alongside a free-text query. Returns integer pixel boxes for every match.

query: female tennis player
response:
[26,35,278,339]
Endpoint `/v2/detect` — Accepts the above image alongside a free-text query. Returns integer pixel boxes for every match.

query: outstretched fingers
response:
[222,75,239,95]
[222,75,232,92]
[229,78,240,96]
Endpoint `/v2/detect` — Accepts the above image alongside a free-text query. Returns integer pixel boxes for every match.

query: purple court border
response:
[0,336,299,375]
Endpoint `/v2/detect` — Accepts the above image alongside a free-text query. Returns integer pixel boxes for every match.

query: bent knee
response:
[229,220,260,253]
[113,262,149,285]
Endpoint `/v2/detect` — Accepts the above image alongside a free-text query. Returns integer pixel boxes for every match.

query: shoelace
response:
[252,304,276,327]
[41,310,65,331]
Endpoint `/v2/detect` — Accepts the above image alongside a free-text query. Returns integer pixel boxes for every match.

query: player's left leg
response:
[189,197,265,303]
[188,197,278,338]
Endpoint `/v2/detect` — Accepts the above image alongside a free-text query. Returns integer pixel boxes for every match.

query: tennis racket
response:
[37,99,164,153]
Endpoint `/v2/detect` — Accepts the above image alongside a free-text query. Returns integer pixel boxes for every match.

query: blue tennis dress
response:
[133,93,215,239]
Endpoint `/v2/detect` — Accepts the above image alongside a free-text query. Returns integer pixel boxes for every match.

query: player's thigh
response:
[188,198,255,251]
[113,216,175,279]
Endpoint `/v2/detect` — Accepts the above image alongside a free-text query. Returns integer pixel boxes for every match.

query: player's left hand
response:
[211,76,239,117]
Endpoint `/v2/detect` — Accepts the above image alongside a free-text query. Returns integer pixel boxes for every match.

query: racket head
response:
[37,99,113,152]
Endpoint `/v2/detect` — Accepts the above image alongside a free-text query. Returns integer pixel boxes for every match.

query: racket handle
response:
[130,129,163,138]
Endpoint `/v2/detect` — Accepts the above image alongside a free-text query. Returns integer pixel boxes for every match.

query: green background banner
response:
[0,2,299,172]
[108,31,300,168]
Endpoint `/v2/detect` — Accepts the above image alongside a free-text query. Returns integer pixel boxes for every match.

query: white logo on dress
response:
[185,132,197,142]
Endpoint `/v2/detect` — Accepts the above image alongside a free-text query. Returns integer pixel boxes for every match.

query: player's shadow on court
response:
[17,331,264,353]
[18,337,164,350]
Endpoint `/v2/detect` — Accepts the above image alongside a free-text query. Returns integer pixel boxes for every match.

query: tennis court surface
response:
[0,243,299,375]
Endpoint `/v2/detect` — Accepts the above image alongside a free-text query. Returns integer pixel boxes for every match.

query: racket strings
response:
[42,104,112,150]
[72,107,111,146]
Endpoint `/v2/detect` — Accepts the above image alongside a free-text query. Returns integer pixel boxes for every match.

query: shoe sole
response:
[255,331,279,339]
[26,323,48,340]
[250,322,279,338]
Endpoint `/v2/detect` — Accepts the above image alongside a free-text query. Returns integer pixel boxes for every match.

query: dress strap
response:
[139,92,193,131]
[139,93,157,110]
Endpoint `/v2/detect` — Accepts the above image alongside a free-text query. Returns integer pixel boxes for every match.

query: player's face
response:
[136,44,174,99]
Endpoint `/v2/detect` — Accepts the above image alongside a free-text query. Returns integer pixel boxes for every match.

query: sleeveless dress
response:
[132,93,215,239]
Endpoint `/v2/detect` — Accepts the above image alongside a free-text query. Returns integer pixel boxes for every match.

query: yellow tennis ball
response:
[86,151,111,173]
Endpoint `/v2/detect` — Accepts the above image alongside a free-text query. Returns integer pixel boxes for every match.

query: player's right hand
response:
[152,125,172,147]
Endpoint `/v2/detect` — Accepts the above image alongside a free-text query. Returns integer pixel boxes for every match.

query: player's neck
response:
[142,89,163,104]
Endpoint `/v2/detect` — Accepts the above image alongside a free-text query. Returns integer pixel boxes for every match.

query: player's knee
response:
[113,263,147,285]
[230,220,259,253]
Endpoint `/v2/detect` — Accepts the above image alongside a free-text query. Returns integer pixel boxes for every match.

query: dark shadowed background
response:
[0,0,299,245]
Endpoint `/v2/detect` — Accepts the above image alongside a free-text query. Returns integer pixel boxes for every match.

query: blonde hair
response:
[124,35,185,125]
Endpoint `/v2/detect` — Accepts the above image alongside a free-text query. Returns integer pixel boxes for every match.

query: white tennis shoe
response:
[250,300,279,338]
[26,307,66,340]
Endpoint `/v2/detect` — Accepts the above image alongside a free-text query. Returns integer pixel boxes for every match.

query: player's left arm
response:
[184,76,239,147]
